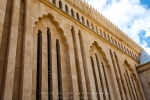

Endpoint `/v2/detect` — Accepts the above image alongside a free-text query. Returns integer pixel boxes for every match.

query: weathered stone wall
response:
[137,62,150,100]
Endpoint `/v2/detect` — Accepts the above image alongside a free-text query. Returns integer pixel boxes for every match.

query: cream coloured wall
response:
[0,0,146,100]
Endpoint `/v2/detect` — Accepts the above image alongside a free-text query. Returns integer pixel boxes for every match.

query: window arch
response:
[81,16,85,24]
[52,0,56,5]
[107,34,110,42]
[91,23,94,30]
[114,39,117,46]
[71,9,74,17]
[96,26,98,33]
[121,44,123,50]
[137,55,138,60]
[36,30,42,100]
[131,52,133,57]
[76,12,80,21]
[99,29,102,36]
[47,28,52,100]
[59,0,63,9]
[103,31,107,39]
[129,50,131,56]
[124,46,126,52]
[133,54,135,59]
[130,50,132,56]
[86,19,90,27]
[135,55,137,59]
[127,48,129,55]
[65,5,68,13]
[111,37,114,44]
[118,42,120,48]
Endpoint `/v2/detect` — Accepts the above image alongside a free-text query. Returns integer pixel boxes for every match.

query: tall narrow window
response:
[36,30,42,100]
[126,49,129,55]
[71,9,74,17]
[86,19,90,27]
[114,52,127,100]
[110,50,123,100]
[126,70,136,100]
[99,29,102,36]
[82,16,85,24]
[101,63,111,100]
[103,31,107,39]
[111,37,114,44]
[121,44,123,50]
[124,46,126,53]
[131,77,139,100]
[114,39,117,46]
[71,27,84,99]
[65,5,68,13]
[118,42,120,49]
[133,54,136,59]
[52,0,56,5]
[56,40,62,100]
[96,26,98,33]
[76,12,80,21]
[59,1,63,9]
[78,32,92,99]
[95,54,106,100]
[124,73,132,99]
[107,34,110,42]
[130,51,132,56]
[91,23,94,30]
[47,28,52,100]
[90,57,100,100]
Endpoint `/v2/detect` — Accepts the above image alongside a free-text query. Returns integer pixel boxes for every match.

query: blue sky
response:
[85,0,150,55]
[141,0,150,8]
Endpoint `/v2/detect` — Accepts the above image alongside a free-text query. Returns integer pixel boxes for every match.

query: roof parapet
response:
[67,0,143,53]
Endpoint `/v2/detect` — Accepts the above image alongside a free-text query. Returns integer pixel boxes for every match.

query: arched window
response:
[124,46,126,52]
[47,28,52,100]
[111,37,114,44]
[91,23,94,30]
[114,39,117,46]
[86,19,90,27]
[36,30,42,100]
[76,12,80,21]
[65,5,68,13]
[59,0,63,9]
[52,0,56,5]
[129,50,131,56]
[81,16,85,24]
[130,51,131,56]
[71,9,74,17]
[99,29,102,36]
[131,52,133,57]
[103,31,107,39]
[56,39,63,99]
[127,48,129,55]
[96,26,98,33]
[107,34,110,41]
[134,54,136,59]
[133,54,135,59]
[137,56,138,60]
[121,44,123,50]
[118,42,120,48]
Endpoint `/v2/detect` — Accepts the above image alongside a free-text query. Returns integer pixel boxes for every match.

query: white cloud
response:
[85,0,150,55]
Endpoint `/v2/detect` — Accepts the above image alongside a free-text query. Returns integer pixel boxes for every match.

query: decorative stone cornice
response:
[137,61,150,73]
[39,0,143,58]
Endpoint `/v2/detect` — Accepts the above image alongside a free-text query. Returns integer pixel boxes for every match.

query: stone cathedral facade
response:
[0,0,149,100]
